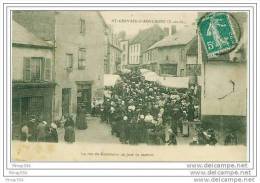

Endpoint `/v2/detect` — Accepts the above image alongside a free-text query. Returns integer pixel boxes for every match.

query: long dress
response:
[64,126,75,143]
[76,107,88,130]
[20,125,29,141]
[119,120,127,143]
[47,128,58,143]
[64,117,75,143]
[36,123,47,142]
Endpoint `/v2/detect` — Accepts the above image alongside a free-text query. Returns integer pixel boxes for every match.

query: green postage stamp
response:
[198,12,240,57]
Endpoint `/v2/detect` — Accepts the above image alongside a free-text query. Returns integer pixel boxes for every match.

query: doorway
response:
[62,88,71,116]
[77,83,92,113]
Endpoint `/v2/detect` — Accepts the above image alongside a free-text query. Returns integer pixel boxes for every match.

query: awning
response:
[158,76,189,88]
[104,74,121,87]
[104,90,112,98]
[140,69,160,82]
[140,69,151,74]
[121,68,131,74]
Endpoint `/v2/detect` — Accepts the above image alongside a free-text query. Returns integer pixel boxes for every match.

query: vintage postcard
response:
[1,0,259,180]
[10,10,248,161]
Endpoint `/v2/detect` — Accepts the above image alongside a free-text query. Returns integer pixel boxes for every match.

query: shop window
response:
[180,69,185,77]
[186,64,201,76]
[160,64,177,76]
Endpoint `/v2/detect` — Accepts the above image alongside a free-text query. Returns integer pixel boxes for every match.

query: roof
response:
[130,25,166,53]
[140,69,160,82]
[147,26,196,51]
[12,20,53,48]
[12,11,56,41]
[104,74,121,86]
[97,12,109,29]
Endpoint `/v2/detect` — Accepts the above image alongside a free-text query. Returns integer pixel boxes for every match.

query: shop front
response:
[12,82,55,139]
[76,81,92,114]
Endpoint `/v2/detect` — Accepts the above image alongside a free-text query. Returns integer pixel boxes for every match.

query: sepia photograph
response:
[10,10,248,162]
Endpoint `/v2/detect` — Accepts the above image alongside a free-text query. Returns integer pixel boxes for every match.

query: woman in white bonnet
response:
[144,112,154,123]
[167,128,177,145]
[47,122,58,143]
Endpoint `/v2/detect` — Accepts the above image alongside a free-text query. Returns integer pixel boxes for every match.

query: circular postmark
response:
[197,12,241,58]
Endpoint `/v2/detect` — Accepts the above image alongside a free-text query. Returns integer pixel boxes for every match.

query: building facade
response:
[12,21,55,139]
[128,43,141,65]
[104,27,122,74]
[199,13,247,144]
[13,11,106,120]
[120,40,129,69]
[142,26,198,77]
[54,11,106,117]
[127,25,165,68]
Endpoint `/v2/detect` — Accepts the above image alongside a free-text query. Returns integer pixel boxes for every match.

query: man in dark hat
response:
[167,129,177,145]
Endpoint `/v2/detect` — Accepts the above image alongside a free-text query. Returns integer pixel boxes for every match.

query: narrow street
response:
[57,116,197,145]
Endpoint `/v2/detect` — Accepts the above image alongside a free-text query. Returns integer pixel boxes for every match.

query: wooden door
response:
[77,84,91,113]
[62,88,71,116]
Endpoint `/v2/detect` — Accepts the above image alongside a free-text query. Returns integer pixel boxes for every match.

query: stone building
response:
[104,26,122,74]
[128,25,165,68]
[12,20,55,139]
[142,26,197,77]
[13,11,107,120]
[120,40,129,69]
[198,12,247,144]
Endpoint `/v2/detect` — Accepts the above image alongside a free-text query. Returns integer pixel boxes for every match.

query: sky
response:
[100,11,198,38]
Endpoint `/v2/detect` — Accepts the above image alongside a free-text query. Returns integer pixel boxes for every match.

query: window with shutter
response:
[30,57,42,81]
[44,58,51,81]
[23,57,31,81]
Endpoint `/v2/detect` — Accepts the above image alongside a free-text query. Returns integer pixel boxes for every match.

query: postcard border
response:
[2,2,258,177]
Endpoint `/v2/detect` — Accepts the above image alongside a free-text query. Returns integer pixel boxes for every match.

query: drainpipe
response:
[52,13,57,122]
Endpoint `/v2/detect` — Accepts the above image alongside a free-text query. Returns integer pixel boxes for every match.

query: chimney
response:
[171,25,177,35]
[163,27,169,36]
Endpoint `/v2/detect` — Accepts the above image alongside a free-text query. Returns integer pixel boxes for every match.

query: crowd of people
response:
[20,115,58,143]
[190,127,218,145]
[100,69,201,145]
[19,69,236,146]
[20,113,81,143]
